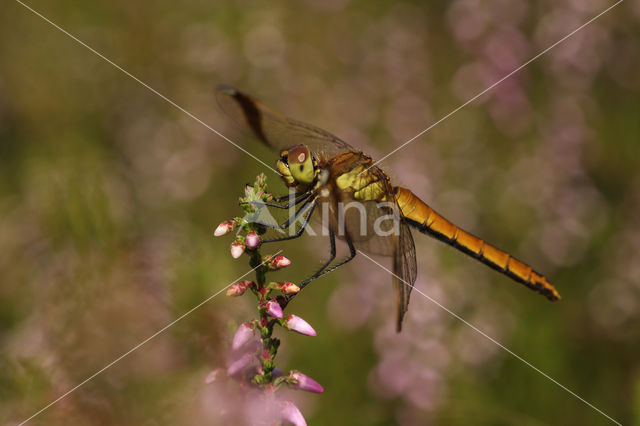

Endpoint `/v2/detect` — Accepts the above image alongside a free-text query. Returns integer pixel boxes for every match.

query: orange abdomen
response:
[394,187,560,301]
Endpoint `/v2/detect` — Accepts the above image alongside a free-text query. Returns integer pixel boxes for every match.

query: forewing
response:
[393,223,417,332]
[216,85,354,158]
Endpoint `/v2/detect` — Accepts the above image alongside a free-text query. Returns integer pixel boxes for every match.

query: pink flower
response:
[290,371,324,393]
[214,220,237,236]
[230,242,245,259]
[226,280,253,297]
[232,323,254,350]
[284,315,317,337]
[245,232,261,249]
[281,401,307,426]
[226,352,254,376]
[265,300,284,319]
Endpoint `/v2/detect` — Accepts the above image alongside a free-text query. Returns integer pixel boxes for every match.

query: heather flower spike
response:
[265,300,284,319]
[290,370,324,393]
[284,315,317,337]
[213,174,320,423]
[231,323,255,350]
[281,401,307,426]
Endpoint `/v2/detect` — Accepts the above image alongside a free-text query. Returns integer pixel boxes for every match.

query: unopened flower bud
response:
[230,242,245,259]
[245,232,261,249]
[274,255,291,268]
[268,281,300,294]
[231,323,254,350]
[226,280,253,296]
[290,371,324,393]
[214,220,237,237]
[265,300,283,319]
[265,255,291,270]
[283,315,316,337]
[281,401,307,426]
[280,282,300,294]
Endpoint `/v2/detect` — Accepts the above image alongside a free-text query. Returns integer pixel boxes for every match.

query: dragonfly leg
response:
[260,198,317,243]
[272,192,309,204]
[255,200,309,231]
[280,196,319,229]
[243,192,311,210]
[281,228,337,307]
[303,232,356,285]
[283,232,357,308]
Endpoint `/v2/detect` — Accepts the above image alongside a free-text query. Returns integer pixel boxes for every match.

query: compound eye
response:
[287,145,314,184]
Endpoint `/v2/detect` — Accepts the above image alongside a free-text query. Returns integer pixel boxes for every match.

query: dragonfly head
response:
[276,145,318,188]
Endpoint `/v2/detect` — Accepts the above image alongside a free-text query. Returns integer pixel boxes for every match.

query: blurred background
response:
[1,0,639,424]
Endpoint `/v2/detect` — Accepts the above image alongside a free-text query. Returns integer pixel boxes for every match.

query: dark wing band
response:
[216,85,355,159]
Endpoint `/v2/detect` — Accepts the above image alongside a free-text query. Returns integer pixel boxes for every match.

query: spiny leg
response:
[300,231,356,289]
[272,191,310,204]
[280,227,337,307]
[260,198,318,244]
[256,197,313,230]
[244,191,311,210]
[251,194,314,232]
[283,231,358,307]
[280,197,316,229]
[299,227,337,290]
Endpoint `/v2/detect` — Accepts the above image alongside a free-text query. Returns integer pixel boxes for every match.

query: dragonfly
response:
[216,85,561,331]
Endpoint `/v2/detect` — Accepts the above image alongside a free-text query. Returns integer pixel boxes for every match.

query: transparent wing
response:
[216,85,355,159]
[331,180,417,331]
[336,199,396,256]
[393,223,417,331]
[329,156,398,255]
